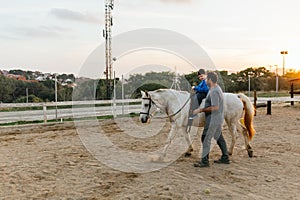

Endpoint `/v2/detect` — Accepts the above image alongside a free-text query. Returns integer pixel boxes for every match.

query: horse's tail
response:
[238,93,256,140]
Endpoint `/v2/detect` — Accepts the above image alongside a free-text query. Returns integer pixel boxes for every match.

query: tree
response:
[12,80,26,101]
[184,72,198,87]
[58,86,73,101]
[15,94,43,103]
[131,83,167,98]
[73,79,96,101]
[0,75,15,102]
[124,71,175,98]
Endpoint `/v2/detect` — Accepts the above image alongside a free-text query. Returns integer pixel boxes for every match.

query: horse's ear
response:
[141,90,149,97]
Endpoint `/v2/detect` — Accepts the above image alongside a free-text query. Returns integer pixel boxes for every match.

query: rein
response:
[165,95,191,118]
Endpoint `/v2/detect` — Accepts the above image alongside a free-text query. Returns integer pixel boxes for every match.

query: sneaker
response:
[194,161,209,168]
[214,158,230,164]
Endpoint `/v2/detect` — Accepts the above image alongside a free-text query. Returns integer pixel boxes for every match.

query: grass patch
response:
[0,107,44,112]
[0,120,44,126]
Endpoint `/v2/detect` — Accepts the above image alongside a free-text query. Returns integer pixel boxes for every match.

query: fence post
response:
[290,83,294,106]
[43,104,47,123]
[267,101,271,115]
[253,90,257,116]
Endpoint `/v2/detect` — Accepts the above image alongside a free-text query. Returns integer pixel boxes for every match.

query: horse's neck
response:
[162,90,190,113]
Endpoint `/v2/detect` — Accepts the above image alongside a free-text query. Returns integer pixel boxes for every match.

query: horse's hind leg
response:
[240,126,253,157]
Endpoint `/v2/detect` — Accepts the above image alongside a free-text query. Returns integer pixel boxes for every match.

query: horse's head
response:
[139,91,157,123]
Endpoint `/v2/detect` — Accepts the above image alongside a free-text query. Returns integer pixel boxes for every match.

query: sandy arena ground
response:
[0,104,299,199]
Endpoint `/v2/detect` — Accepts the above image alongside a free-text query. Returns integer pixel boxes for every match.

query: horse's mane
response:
[154,89,189,95]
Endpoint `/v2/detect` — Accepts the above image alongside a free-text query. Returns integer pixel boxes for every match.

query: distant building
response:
[65,78,73,83]
[36,76,46,81]
[7,74,27,81]
[0,70,9,76]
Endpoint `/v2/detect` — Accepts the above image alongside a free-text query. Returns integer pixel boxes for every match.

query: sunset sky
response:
[1,0,300,78]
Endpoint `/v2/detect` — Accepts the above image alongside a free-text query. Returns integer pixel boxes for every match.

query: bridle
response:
[139,97,156,117]
[139,94,192,119]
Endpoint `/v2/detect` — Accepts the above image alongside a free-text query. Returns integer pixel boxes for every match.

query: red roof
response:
[288,78,300,82]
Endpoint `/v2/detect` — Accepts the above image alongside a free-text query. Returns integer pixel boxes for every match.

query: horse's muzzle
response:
[140,115,149,123]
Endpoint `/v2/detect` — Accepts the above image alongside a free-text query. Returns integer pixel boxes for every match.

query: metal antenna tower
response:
[103,0,114,99]
[170,67,181,90]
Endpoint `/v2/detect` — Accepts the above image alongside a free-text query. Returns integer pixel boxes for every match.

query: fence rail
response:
[0,99,142,124]
[0,96,299,124]
[251,96,300,103]
[0,99,142,108]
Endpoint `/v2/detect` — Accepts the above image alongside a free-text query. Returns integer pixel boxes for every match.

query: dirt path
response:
[0,105,299,199]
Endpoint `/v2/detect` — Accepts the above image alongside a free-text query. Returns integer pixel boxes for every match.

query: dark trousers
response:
[191,92,207,111]
[189,92,207,118]
[201,117,229,163]
[187,92,207,129]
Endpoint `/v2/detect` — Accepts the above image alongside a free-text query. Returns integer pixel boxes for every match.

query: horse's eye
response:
[144,104,149,107]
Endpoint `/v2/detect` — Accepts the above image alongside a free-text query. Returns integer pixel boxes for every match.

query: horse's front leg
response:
[179,127,193,157]
[161,123,177,159]
[227,123,237,156]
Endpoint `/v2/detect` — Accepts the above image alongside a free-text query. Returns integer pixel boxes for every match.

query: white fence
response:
[251,96,300,103]
[0,99,142,124]
[1,96,299,124]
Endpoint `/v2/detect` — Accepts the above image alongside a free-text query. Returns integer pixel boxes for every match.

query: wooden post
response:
[43,104,47,123]
[267,101,271,115]
[253,90,257,116]
[290,83,294,106]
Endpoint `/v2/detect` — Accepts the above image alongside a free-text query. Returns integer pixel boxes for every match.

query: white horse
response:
[139,89,255,160]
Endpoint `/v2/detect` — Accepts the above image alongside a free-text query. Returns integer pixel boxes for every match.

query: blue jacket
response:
[194,80,209,94]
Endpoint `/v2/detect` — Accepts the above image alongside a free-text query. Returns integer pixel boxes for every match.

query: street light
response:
[109,57,127,117]
[26,88,28,103]
[248,74,251,97]
[248,71,254,97]
[54,74,58,121]
[113,71,117,117]
[280,51,288,76]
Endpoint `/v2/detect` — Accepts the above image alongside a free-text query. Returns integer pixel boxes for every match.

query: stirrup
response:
[186,117,194,133]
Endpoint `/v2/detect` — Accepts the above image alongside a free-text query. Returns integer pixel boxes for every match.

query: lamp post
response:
[110,56,126,116]
[280,51,288,76]
[26,88,28,103]
[113,71,117,118]
[121,74,124,115]
[248,74,251,97]
[55,74,58,121]
[248,71,254,97]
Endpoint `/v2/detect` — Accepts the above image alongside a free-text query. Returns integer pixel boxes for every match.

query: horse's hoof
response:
[248,150,254,158]
[184,152,192,157]
[149,154,163,162]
